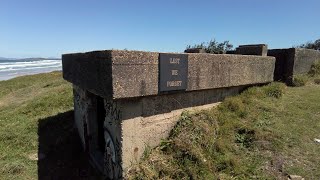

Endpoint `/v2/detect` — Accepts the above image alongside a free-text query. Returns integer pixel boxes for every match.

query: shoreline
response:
[0,68,62,81]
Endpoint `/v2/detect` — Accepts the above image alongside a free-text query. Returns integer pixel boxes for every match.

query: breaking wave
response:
[0,60,62,72]
[0,59,62,80]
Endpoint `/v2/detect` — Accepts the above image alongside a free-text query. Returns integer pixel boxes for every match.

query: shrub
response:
[186,39,233,54]
[309,61,320,77]
[262,82,286,98]
[292,75,308,87]
[296,39,320,50]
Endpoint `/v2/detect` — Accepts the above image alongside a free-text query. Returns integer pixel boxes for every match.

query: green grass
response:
[292,74,309,87]
[0,71,320,179]
[127,82,320,179]
[0,72,98,179]
[309,61,320,77]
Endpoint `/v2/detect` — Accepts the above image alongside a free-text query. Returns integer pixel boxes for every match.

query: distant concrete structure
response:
[184,48,206,53]
[268,48,320,83]
[62,50,275,178]
[226,50,236,54]
[233,44,268,56]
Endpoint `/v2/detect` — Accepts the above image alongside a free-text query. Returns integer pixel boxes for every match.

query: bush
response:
[186,39,233,54]
[292,75,308,87]
[296,39,320,50]
[309,61,320,77]
[262,82,286,98]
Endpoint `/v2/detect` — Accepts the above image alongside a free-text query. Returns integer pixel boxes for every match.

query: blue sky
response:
[0,0,319,58]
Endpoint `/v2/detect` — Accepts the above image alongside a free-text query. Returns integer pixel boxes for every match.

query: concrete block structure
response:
[268,48,320,83]
[62,50,275,179]
[234,44,268,56]
[184,48,206,53]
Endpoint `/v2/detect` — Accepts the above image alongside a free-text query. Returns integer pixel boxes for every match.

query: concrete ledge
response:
[63,50,275,99]
[187,53,274,90]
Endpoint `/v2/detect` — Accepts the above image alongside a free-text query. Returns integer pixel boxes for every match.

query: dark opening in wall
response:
[97,96,106,153]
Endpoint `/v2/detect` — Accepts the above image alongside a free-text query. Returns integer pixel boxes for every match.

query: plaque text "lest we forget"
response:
[159,53,188,92]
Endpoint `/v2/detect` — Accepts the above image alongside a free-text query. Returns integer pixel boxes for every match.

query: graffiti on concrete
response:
[103,100,122,179]
[73,86,92,150]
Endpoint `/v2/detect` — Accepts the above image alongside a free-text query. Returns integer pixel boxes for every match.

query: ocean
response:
[0,59,62,81]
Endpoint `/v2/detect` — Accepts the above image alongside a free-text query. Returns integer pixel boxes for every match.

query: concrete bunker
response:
[227,44,268,56]
[268,48,320,83]
[62,50,276,178]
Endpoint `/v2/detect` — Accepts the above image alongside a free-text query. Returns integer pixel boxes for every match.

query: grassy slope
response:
[128,81,320,179]
[0,72,99,179]
[0,72,319,179]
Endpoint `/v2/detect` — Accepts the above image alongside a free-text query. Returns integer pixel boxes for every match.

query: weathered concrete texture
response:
[268,48,320,82]
[63,50,275,99]
[187,54,275,90]
[111,50,158,99]
[63,51,113,99]
[235,44,268,56]
[73,85,123,178]
[294,48,320,74]
[63,50,158,99]
[73,85,93,149]
[226,50,236,54]
[73,85,107,174]
[268,48,295,82]
[121,103,218,172]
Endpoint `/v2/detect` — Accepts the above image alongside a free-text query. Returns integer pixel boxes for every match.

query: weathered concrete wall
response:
[268,48,320,83]
[268,48,295,82]
[63,50,275,99]
[111,51,159,99]
[235,44,268,56]
[294,48,320,74]
[73,85,93,149]
[187,54,274,90]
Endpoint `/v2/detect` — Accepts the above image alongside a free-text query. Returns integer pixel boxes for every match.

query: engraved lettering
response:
[170,57,180,64]
[171,70,178,75]
[159,53,187,91]
[166,81,182,87]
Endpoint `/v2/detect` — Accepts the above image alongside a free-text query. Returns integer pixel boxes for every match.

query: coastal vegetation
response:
[296,38,320,50]
[186,39,233,54]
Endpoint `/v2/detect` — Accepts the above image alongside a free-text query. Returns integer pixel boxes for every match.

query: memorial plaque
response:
[159,53,188,92]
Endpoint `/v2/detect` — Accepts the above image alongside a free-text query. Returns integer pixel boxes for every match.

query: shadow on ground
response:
[38,110,101,179]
